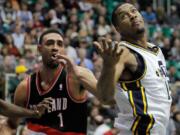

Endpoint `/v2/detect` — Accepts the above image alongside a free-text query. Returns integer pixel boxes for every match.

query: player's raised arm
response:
[93,38,133,105]
[52,54,98,96]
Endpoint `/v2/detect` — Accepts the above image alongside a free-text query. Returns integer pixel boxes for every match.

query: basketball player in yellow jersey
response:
[94,3,172,135]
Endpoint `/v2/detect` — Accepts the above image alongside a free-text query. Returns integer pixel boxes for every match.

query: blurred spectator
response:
[1,34,21,57]
[0,1,16,27]
[8,65,28,101]
[54,3,67,26]
[0,0,5,10]
[161,38,171,60]
[78,0,93,12]
[141,6,157,24]
[172,111,180,135]
[156,7,168,25]
[64,36,78,63]
[0,115,17,135]
[16,2,33,25]
[23,49,36,69]
[93,117,111,135]
[3,55,16,73]
[97,16,111,36]
[168,66,179,83]
[11,24,25,51]
[171,38,180,61]
[76,48,94,71]
[80,11,94,35]
[167,5,180,27]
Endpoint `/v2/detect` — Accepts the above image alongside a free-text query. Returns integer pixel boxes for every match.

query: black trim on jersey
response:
[119,48,145,82]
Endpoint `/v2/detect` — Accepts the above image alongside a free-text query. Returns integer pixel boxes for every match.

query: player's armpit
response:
[117,46,139,73]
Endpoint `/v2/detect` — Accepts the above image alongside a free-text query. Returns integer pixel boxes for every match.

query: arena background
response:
[0,0,179,135]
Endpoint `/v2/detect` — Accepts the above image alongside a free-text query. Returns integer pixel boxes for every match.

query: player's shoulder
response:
[77,66,92,73]
[15,76,29,96]
[14,77,29,106]
[147,42,161,52]
[18,77,29,88]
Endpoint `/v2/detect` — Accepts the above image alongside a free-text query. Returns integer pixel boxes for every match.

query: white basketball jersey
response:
[114,41,172,135]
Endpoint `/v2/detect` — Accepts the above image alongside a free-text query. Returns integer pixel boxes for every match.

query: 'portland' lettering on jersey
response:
[29,97,68,113]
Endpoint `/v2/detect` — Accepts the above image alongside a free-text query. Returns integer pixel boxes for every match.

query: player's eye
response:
[45,40,55,46]
[131,8,137,13]
[119,13,127,20]
[57,40,63,47]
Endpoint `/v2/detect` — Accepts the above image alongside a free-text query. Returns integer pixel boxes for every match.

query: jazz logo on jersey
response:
[59,84,63,91]
[158,61,168,78]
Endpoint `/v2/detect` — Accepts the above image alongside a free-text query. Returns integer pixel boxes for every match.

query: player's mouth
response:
[51,53,58,60]
[131,20,141,27]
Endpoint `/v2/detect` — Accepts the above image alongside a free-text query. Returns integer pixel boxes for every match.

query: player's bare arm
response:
[94,37,138,105]
[52,54,98,96]
[0,99,41,118]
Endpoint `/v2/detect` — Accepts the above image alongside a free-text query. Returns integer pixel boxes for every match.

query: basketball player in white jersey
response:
[94,3,172,135]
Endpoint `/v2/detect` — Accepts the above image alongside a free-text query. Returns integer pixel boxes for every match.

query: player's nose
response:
[128,12,137,20]
[52,44,59,52]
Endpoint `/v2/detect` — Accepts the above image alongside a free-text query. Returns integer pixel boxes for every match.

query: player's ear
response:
[115,25,121,32]
[37,45,42,52]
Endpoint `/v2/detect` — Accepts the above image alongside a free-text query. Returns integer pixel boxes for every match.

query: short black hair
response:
[38,29,63,45]
[111,3,124,27]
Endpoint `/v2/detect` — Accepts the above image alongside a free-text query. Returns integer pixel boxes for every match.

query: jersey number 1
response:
[58,113,64,127]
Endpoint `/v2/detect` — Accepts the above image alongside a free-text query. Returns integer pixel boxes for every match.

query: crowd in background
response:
[0,0,179,135]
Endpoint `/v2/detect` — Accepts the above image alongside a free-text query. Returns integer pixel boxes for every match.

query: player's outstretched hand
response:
[93,37,123,66]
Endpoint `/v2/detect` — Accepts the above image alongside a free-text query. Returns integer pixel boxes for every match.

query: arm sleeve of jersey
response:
[159,48,167,66]
[130,50,146,80]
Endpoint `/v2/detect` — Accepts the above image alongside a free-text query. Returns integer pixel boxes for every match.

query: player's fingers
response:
[38,103,51,110]
[43,97,53,102]
[41,98,53,104]
[93,41,103,55]
[112,41,119,56]
[107,39,113,52]
[55,54,73,65]
[116,48,124,57]
[100,37,108,51]
[40,100,52,105]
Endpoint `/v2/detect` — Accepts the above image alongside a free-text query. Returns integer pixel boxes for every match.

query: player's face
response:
[115,3,145,37]
[39,33,65,69]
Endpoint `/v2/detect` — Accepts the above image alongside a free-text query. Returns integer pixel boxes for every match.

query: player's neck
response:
[123,35,148,48]
[40,65,60,82]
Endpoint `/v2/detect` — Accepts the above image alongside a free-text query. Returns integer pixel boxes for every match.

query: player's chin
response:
[135,27,145,35]
[48,62,59,69]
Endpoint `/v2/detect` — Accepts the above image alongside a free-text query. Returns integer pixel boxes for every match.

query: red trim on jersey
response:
[25,76,31,108]
[27,123,85,135]
[66,73,87,103]
[36,65,63,95]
